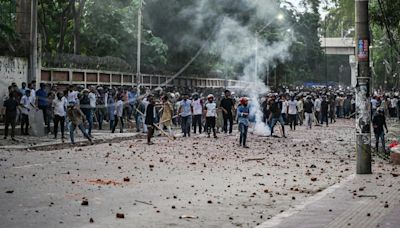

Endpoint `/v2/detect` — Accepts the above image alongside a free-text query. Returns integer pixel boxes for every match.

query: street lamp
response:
[255,13,285,87]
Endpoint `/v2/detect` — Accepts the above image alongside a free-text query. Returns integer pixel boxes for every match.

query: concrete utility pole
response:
[29,0,38,86]
[355,0,372,174]
[136,0,143,95]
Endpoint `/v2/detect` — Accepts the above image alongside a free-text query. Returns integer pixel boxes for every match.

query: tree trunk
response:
[72,0,86,55]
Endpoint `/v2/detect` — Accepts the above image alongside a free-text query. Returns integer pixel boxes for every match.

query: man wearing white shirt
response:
[52,92,68,141]
[20,90,36,135]
[287,97,298,130]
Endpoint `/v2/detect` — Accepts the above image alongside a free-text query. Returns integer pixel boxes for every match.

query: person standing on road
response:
[320,96,329,127]
[145,96,156,145]
[52,92,67,141]
[304,96,314,129]
[20,89,36,135]
[204,94,217,138]
[36,83,50,133]
[160,95,174,137]
[178,94,193,137]
[3,92,19,140]
[287,96,298,131]
[329,95,336,123]
[112,96,124,133]
[297,96,304,126]
[220,90,235,135]
[67,103,93,145]
[79,89,92,137]
[192,93,203,134]
[88,87,97,137]
[372,108,388,153]
[237,97,250,148]
[314,95,321,125]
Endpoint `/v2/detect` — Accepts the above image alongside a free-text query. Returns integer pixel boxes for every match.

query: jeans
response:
[38,105,50,133]
[181,115,192,137]
[223,113,233,134]
[320,113,328,126]
[270,115,285,136]
[84,110,93,136]
[54,115,65,138]
[239,123,248,146]
[304,112,313,129]
[69,122,91,144]
[375,131,385,152]
[314,111,320,124]
[193,114,202,134]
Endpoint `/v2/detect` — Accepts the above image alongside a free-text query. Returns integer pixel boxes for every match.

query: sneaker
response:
[243,145,250,149]
[147,142,154,145]
[11,138,16,141]
[214,135,218,139]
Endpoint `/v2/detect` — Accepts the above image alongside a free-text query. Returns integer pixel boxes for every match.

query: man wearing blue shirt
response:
[36,83,50,133]
[237,97,250,148]
[179,94,193,137]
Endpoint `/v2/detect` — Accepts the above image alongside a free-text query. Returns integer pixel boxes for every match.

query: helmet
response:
[207,94,214,99]
[240,97,248,105]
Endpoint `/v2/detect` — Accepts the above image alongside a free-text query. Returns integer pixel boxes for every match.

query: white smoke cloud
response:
[181,0,293,136]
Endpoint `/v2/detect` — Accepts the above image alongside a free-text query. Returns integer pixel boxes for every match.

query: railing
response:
[40,67,251,89]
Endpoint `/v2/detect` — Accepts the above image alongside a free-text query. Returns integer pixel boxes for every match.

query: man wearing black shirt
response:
[320,96,329,127]
[269,96,286,138]
[372,108,388,153]
[145,96,155,145]
[220,90,235,135]
[304,96,314,129]
[3,93,19,140]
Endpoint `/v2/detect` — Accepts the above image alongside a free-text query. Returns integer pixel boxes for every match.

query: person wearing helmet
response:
[204,94,217,138]
[372,108,388,153]
[237,97,250,148]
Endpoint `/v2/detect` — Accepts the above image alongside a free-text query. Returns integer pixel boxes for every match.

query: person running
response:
[67,103,93,145]
[237,97,250,148]
[220,90,235,135]
[269,95,286,138]
[204,94,217,138]
[52,92,68,141]
[112,96,124,133]
[3,92,19,140]
[304,96,314,129]
[178,93,193,137]
[145,96,156,145]
[192,93,203,134]
[287,96,298,130]
[372,108,388,153]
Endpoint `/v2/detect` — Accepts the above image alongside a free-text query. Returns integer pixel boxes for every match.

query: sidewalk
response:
[257,172,400,228]
[0,130,140,150]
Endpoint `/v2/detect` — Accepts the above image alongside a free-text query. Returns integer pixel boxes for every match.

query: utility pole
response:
[136,0,143,95]
[355,0,372,174]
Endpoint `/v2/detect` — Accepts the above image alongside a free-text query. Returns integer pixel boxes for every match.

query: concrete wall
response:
[0,56,29,105]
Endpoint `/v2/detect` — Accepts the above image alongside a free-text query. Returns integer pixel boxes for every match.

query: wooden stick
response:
[136,108,175,140]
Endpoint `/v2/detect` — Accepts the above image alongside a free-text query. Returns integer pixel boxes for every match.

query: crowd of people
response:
[2,81,399,150]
